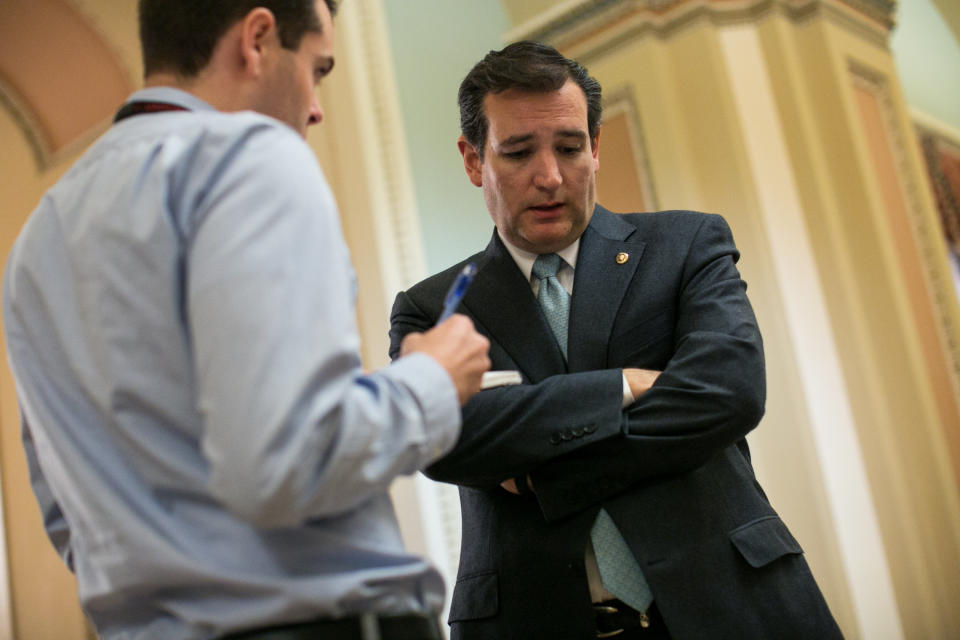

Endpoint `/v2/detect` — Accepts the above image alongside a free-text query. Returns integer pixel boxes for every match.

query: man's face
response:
[257,0,335,137]
[459,79,599,254]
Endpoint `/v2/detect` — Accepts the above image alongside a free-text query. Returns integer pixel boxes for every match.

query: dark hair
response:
[138,0,339,78]
[458,41,602,156]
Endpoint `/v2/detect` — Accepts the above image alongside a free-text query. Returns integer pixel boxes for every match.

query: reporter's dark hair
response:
[458,40,602,156]
[138,0,338,78]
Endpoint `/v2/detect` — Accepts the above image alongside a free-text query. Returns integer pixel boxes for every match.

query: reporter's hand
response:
[623,368,661,399]
[400,314,490,405]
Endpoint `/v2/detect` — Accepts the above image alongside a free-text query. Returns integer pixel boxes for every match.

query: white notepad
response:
[481,370,522,389]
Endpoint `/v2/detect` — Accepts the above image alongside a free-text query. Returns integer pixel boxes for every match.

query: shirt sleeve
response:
[185,123,460,527]
[20,413,74,571]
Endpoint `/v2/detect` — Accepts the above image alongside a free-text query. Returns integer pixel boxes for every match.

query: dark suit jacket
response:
[390,207,841,640]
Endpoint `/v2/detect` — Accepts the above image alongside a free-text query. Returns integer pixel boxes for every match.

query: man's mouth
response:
[528,202,564,216]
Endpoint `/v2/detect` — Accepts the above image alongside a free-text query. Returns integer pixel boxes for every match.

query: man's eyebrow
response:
[496,129,587,148]
[497,134,534,147]
[555,129,588,140]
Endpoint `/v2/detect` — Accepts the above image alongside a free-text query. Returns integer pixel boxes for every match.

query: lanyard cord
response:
[113,101,189,123]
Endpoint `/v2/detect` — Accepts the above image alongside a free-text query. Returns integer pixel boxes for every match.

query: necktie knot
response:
[532,253,563,281]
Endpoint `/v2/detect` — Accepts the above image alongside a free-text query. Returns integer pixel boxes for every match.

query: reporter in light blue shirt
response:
[2,1,490,639]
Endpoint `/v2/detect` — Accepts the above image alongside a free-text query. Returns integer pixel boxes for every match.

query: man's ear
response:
[238,8,278,77]
[591,126,601,172]
[458,136,484,187]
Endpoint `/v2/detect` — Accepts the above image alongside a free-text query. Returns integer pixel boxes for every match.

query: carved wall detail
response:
[0,0,132,171]
[850,65,960,403]
[598,87,659,212]
[917,122,960,288]
[349,0,427,294]
[506,0,895,57]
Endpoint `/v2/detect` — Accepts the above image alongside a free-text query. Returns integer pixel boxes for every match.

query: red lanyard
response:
[113,101,189,123]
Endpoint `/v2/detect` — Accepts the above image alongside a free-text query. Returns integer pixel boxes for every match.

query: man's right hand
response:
[400,314,491,406]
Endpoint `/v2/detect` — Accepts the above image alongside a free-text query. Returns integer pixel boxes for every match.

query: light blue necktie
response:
[531,253,570,358]
[532,253,654,613]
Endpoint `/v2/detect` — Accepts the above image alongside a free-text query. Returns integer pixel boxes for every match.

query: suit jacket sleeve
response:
[390,295,627,489]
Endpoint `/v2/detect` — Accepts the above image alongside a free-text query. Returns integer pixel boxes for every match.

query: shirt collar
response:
[500,233,581,283]
[124,87,218,113]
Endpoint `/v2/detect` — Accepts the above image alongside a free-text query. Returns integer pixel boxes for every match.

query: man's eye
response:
[558,146,582,155]
[503,150,530,160]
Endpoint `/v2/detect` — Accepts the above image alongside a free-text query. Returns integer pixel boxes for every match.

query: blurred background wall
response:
[1,1,958,638]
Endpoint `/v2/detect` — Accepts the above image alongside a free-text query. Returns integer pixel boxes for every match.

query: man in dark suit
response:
[390,41,842,640]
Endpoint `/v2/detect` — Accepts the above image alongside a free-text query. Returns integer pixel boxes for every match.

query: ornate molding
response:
[330,0,459,585]
[850,65,960,402]
[0,79,51,170]
[602,86,660,211]
[0,0,132,172]
[0,80,109,172]
[343,0,427,295]
[506,0,896,58]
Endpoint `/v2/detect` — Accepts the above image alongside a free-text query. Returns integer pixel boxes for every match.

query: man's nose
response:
[308,95,324,126]
[532,152,562,190]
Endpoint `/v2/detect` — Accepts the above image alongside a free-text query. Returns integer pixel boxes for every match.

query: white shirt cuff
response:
[621,372,635,408]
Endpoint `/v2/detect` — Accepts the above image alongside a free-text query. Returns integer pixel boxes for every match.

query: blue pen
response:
[438,262,477,323]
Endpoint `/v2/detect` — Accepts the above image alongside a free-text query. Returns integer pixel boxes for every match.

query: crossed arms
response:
[390,213,765,523]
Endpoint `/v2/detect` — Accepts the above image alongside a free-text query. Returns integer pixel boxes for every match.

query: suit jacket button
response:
[560,430,573,441]
[584,423,598,434]
[550,433,562,445]
[572,427,584,437]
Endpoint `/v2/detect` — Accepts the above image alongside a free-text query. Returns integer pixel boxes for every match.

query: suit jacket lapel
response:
[568,206,646,372]
[463,231,567,382]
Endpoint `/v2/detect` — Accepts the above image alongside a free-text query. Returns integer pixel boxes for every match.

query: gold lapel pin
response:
[616,252,629,265]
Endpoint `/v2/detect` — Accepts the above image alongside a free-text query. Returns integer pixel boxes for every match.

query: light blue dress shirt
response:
[3,88,460,639]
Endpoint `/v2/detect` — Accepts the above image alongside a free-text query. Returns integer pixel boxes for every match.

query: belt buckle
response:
[593,603,651,637]
[594,604,624,638]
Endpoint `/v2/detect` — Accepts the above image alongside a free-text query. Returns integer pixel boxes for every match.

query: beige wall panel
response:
[751,15,888,635]
[581,37,706,211]
[843,24,960,639]
[854,82,960,494]
[498,0,562,29]
[764,13,960,638]
[723,15,902,637]
[844,9,960,483]
[596,112,648,212]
